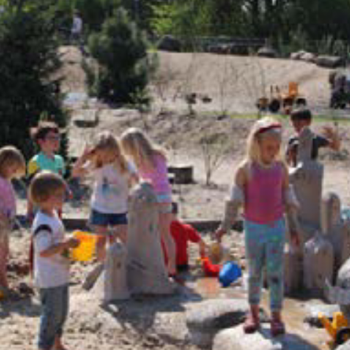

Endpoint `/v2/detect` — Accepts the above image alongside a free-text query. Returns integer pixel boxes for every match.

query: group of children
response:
[0,107,341,349]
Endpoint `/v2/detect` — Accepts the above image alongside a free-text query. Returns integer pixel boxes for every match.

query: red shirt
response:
[163,220,201,266]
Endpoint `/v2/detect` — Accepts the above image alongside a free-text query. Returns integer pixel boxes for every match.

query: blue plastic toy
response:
[219,261,242,287]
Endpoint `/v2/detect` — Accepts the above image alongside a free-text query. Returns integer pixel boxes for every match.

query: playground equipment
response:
[319,311,350,347]
[256,82,307,113]
[70,230,96,262]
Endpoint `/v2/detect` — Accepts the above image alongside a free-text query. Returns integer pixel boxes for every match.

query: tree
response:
[85,7,153,105]
[0,0,69,161]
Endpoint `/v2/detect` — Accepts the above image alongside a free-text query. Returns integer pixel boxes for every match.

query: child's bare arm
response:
[322,126,341,151]
[39,237,80,258]
[72,147,95,177]
[216,162,247,240]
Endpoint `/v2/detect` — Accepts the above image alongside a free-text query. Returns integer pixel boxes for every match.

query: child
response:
[216,117,300,337]
[286,108,340,166]
[72,131,137,262]
[27,121,66,221]
[0,146,25,292]
[163,202,207,271]
[29,171,79,350]
[120,128,177,277]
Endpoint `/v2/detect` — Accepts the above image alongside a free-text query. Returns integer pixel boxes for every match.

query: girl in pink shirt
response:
[121,128,177,277]
[216,117,300,337]
[0,146,25,291]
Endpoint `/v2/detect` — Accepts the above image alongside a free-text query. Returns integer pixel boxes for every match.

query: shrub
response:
[85,7,153,105]
[0,1,69,162]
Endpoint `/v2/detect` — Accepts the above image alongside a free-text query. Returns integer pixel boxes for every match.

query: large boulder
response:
[186,298,249,347]
[257,46,277,58]
[157,35,181,52]
[213,326,319,350]
[315,55,344,68]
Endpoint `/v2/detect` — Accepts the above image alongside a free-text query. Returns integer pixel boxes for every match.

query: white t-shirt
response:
[91,162,136,214]
[33,211,69,289]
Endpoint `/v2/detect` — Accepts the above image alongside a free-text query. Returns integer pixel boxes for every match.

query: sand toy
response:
[70,230,97,262]
[319,311,350,346]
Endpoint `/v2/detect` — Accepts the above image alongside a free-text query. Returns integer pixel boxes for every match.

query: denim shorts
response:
[89,209,128,227]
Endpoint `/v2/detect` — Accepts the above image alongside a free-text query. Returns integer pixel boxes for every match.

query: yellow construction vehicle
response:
[319,311,350,347]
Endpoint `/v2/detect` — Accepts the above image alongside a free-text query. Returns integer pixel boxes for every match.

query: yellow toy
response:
[70,231,97,262]
[319,311,350,347]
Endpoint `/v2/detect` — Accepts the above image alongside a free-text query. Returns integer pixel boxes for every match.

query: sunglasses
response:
[46,135,61,141]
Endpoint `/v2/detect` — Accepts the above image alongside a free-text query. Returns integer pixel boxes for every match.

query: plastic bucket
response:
[219,261,242,287]
[70,231,96,262]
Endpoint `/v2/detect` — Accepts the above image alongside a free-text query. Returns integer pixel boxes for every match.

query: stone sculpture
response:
[126,182,175,295]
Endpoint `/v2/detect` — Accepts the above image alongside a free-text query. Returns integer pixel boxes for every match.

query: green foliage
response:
[85,7,153,105]
[0,0,69,162]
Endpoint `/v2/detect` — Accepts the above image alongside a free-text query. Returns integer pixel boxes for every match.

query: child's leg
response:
[38,286,65,350]
[265,219,286,314]
[53,285,69,350]
[244,220,266,307]
[110,224,127,245]
[158,208,176,275]
[0,234,9,289]
[265,219,286,336]
[94,225,108,262]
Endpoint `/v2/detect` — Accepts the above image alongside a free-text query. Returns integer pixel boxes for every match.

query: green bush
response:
[0,1,68,162]
[85,7,153,105]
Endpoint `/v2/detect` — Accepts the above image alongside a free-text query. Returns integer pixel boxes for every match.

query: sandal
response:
[243,313,260,334]
[270,319,285,337]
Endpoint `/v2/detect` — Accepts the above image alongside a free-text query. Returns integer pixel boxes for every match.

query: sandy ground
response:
[2,46,350,350]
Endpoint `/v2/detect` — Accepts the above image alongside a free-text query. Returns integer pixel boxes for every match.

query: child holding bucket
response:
[29,171,80,350]
[0,146,25,293]
[120,128,177,279]
[216,117,300,337]
[72,131,138,262]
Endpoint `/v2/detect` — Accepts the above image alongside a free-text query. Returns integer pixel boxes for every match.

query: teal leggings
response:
[244,218,285,312]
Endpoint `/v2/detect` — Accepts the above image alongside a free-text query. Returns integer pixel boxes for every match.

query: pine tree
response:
[85,7,152,105]
[0,1,69,162]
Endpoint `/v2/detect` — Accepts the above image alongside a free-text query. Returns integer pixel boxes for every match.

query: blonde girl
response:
[0,146,25,291]
[120,128,177,277]
[216,117,299,337]
[73,131,137,261]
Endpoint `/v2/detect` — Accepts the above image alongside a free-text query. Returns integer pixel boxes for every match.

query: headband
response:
[256,123,282,135]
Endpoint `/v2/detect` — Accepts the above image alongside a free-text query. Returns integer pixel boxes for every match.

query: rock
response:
[336,258,350,319]
[315,55,345,68]
[304,304,340,327]
[257,47,277,58]
[290,50,315,63]
[186,298,249,347]
[157,35,181,52]
[213,326,318,350]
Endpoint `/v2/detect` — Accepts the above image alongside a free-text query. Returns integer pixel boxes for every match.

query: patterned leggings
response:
[244,218,285,312]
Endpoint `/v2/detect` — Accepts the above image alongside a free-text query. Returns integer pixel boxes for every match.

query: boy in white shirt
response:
[29,171,79,350]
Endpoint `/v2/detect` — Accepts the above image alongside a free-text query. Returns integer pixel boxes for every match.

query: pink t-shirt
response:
[0,176,16,219]
[138,154,171,196]
[244,162,284,224]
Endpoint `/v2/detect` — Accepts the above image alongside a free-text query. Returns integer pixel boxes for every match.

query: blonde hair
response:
[29,171,66,205]
[120,128,166,170]
[91,131,128,173]
[245,116,282,165]
[0,146,26,179]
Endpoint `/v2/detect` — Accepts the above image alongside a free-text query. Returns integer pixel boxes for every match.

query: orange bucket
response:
[70,231,97,262]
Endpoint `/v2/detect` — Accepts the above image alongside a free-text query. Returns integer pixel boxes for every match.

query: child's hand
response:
[65,237,80,249]
[81,146,96,162]
[290,231,300,248]
[199,242,207,258]
[215,227,226,242]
